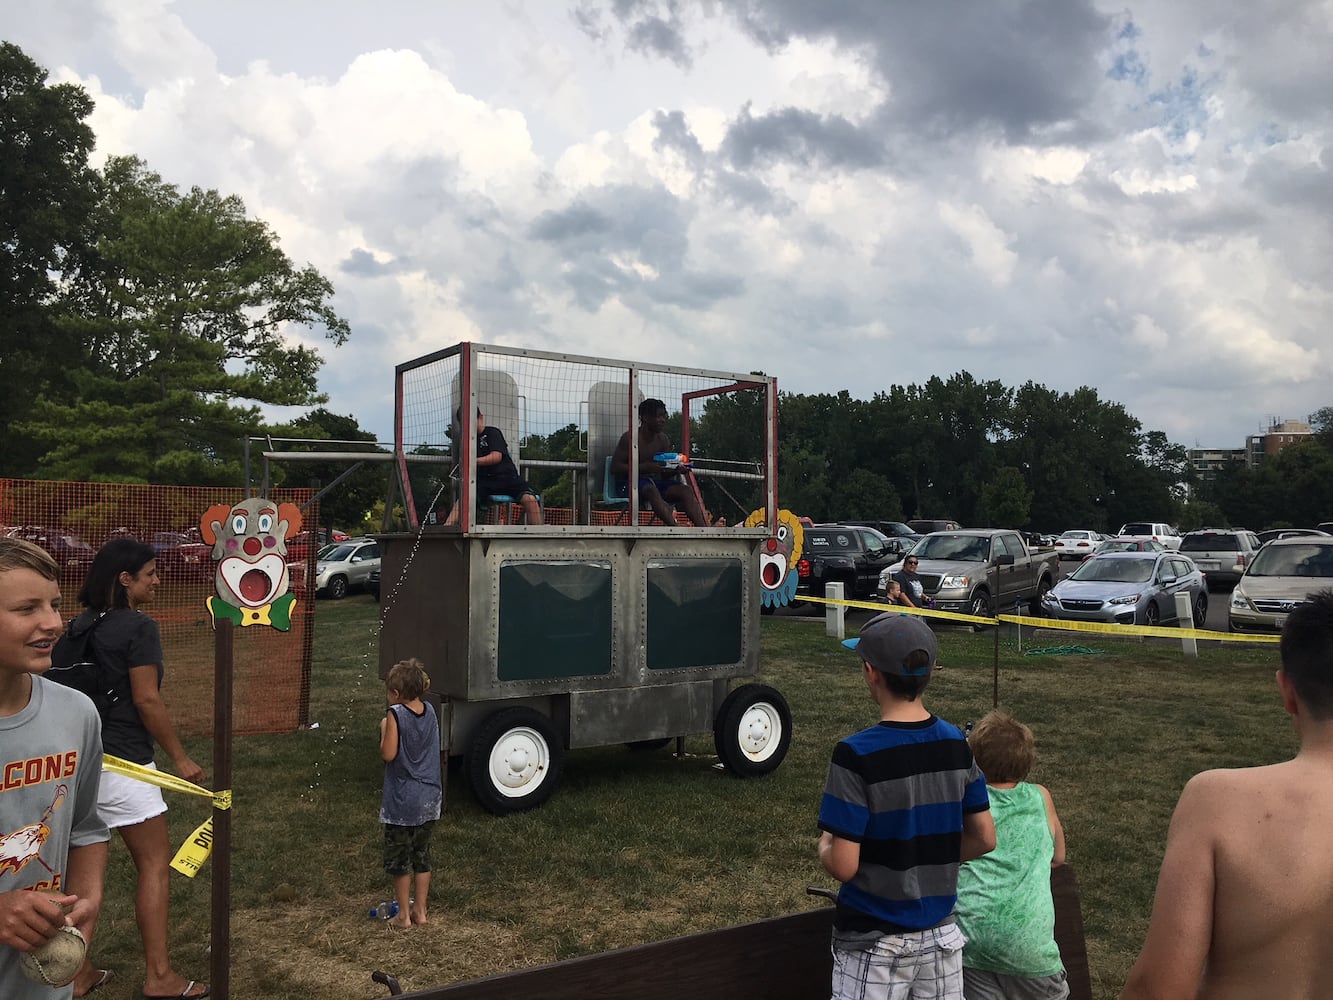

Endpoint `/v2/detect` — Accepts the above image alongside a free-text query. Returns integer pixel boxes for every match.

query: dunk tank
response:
[376,342,790,814]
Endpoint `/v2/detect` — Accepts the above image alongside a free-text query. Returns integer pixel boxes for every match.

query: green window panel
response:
[497,560,614,680]
[646,559,743,670]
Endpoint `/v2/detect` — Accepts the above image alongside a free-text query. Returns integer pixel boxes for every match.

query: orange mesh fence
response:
[0,479,317,738]
[484,503,696,526]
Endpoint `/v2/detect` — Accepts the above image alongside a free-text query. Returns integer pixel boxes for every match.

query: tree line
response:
[3,41,1327,536]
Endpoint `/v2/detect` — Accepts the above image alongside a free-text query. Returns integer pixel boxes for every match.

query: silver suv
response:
[1178,528,1262,587]
[314,538,381,599]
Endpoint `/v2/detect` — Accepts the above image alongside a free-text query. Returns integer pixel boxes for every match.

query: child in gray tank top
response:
[379,658,442,930]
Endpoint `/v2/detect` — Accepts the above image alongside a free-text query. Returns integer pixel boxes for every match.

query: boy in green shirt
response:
[954,710,1068,999]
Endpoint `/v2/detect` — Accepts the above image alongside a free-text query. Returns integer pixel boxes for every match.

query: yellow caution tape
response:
[102,756,233,878]
[797,596,1280,643]
[170,817,214,878]
[102,756,232,808]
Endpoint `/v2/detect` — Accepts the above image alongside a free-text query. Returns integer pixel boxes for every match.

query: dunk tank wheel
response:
[713,684,792,777]
[467,708,565,815]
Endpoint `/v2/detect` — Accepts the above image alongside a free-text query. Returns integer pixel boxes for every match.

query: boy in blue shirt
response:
[818,613,995,999]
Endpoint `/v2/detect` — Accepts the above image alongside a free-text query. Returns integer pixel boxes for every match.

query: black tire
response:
[1192,592,1208,629]
[466,708,564,815]
[968,590,992,631]
[1144,602,1161,627]
[713,684,792,777]
[326,575,348,600]
[1029,578,1052,617]
[759,603,775,616]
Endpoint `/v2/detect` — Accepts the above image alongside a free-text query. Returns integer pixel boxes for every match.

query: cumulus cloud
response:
[4,0,1331,450]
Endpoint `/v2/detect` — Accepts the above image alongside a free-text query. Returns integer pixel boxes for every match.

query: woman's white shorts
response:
[97,761,168,829]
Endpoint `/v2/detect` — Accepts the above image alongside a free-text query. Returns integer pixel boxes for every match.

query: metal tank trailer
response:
[375,341,790,814]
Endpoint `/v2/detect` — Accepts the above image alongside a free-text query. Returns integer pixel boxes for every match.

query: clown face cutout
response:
[744,508,804,609]
[200,498,303,630]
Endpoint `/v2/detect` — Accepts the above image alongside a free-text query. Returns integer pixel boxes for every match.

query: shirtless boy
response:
[611,399,707,527]
[1119,588,1333,999]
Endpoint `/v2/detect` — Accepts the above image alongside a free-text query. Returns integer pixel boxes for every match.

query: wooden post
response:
[211,619,233,1000]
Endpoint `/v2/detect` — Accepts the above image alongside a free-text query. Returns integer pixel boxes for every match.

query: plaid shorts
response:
[383,821,434,876]
[830,923,966,1000]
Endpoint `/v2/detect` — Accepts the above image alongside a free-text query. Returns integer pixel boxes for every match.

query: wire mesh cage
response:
[393,343,776,531]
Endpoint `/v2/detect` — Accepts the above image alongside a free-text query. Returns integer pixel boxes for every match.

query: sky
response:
[8,0,1332,451]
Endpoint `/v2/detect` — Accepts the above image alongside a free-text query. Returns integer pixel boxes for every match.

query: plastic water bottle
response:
[369,900,399,920]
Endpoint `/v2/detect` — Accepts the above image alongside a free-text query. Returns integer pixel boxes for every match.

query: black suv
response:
[1179,528,1262,587]
[840,521,918,556]
[796,525,899,600]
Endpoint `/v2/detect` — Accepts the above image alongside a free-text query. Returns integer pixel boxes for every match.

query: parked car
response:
[841,520,920,541]
[6,526,95,580]
[838,521,919,557]
[1081,538,1166,561]
[1228,536,1333,633]
[313,538,381,599]
[795,525,899,601]
[906,518,962,534]
[1041,551,1208,627]
[879,529,1059,618]
[1053,530,1103,561]
[151,530,212,581]
[1256,528,1330,545]
[1178,528,1262,587]
[367,567,381,602]
[1116,522,1182,551]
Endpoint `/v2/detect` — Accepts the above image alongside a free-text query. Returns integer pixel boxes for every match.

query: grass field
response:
[83,596,1289,999]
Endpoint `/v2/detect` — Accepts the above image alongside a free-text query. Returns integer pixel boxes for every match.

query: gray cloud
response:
[530,202,615,242]
[573,0,693,66]
[339,248,400,276]
[651,109,704,163]
[722,103,885,170]
[726,0,1111,141]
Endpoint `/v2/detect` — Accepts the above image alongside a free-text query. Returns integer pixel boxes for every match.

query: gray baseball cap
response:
[842,613,937,677]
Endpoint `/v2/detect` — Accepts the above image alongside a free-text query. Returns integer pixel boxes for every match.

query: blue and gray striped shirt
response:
[818,716,989,932]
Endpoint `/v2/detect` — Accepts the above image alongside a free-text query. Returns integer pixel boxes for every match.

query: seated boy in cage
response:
[954,710,1069,999]
[444,408,543,525]
[610,398,708,527]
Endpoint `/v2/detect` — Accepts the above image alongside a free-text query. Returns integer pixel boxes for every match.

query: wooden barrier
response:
[383,864,1092,1000]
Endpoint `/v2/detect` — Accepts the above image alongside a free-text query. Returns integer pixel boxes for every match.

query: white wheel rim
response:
[487,726,550,798]
[736,702,782,763]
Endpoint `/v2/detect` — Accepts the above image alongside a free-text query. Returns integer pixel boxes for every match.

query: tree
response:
[838,469,903,521]
[21,156,350,484]
[1311,406,1333,451]
[274,409,388,532]
[0,43,99,475]
[979,466,1032,528]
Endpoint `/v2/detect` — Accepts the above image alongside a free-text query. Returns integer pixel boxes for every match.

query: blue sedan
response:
[1040,551,1208,627]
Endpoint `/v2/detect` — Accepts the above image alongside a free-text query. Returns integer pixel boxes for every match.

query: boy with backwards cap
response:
[818,613,996,999]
